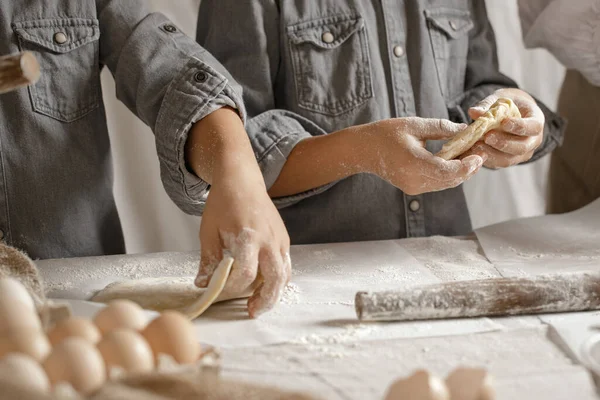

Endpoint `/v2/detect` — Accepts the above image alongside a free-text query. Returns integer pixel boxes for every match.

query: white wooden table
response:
[37,235,600,399]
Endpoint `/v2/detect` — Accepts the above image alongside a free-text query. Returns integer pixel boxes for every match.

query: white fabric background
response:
[103,0,565,254]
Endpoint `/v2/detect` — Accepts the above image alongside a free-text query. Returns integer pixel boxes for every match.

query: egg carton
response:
[142,345,220,378]
[51,345,221,400]
[39,300,73,330]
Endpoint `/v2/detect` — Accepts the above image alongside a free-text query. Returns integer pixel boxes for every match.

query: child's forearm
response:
[268,126,369,198]
[185,107,265,188]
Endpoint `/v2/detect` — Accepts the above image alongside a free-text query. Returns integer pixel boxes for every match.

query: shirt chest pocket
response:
[12,18,100,123]
[425,9,474,103]
[286,15,373,116]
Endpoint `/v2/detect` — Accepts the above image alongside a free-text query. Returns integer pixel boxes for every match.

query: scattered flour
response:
[508,246,600,260]
[401,236,498,281]
[295,324,378,346]
[292,323,380,358]
[39,252,200,298]
[312,249,336,261]
[280,283,301,305]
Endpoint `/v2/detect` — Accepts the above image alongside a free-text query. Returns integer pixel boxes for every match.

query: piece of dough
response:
[91,277,208,312]
[436,98,521,160]
[179,256,234,319]
[92,256,247,319]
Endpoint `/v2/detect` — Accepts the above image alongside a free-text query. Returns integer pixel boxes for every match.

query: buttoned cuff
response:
[246,110,336,208]
[155,56,246,215]
[527,99,566,163]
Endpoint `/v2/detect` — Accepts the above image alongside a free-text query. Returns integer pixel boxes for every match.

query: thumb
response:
[416,119,467,140]
[468,94,497,120]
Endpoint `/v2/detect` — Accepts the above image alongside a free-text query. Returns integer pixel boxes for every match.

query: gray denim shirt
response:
[1,0,245,259]
[197,0,565,244]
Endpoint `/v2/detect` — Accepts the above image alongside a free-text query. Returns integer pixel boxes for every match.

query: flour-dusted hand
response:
[196,182,290,318]
[185,107,291,318]
[361,118,484,195]
[465,88,545,169]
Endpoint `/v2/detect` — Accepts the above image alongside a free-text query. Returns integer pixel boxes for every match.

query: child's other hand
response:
[465,88,545,169]
[362,117,484,195]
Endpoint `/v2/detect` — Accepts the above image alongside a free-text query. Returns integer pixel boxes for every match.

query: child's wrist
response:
[211,153,265,190]
[186,107,262,185]
[339,124,378,176]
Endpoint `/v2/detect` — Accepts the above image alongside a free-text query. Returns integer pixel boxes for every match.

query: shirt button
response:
[393,45,405,58]
[0,230,5,240]
[322,32,335,44]
[164,24,177,33]
[409,200,421,212]
[53,32,68,45]
[194,71,208,83]
[449,20,459,30]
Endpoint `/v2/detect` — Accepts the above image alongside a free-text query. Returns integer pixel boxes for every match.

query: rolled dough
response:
[91,277,207,312]
[436,98,521,160]
[91,256,248,319]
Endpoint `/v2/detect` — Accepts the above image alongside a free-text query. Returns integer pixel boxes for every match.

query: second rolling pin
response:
[355,271,600,322]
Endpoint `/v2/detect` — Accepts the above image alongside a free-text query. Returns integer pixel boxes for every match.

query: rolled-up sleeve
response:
[197,0,334,208]
[519,0,600,87]
[449,1,566,163]
[96,0,246,215]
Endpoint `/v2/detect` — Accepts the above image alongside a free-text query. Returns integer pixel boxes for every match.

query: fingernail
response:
[248,298,262,318]
[464,156,483,174]
[505,123,517,133]
[466,161,478,174]
[485,136,498,146]
[502,119,514,129]
[251,308,264,319]
[195,275,208,288]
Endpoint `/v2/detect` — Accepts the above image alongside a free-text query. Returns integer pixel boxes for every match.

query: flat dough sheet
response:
[91,277,200,310]
[475,198,600,275]
[474,198,600,367]
[37,240,503,349]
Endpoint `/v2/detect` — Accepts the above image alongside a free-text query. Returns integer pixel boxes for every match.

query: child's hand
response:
[465,88,545,169]
[186,107,290,318]
[362,118,484,195]
[197,172,290,318]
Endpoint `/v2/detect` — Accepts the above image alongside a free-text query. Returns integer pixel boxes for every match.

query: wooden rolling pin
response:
[0,52,40,94]
[355,271,600,321]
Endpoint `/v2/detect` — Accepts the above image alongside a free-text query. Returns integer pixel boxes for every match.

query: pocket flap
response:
[12,18,100,54]
[287,14,364,49]
[425,9,473,39]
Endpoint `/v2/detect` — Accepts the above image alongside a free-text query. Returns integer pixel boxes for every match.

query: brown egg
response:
[0,353,50,393]
[93,300,147,335]
[97,329,154,374]
[0,330,51,361]
[43,337,106,395]
[47,317,101,346]
[0,278,36,311]
[0,298,41,336]
[141,311,200,364]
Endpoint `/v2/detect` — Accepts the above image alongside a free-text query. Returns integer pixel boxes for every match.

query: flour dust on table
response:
[37,240,503,348]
